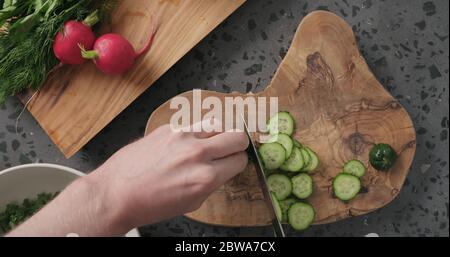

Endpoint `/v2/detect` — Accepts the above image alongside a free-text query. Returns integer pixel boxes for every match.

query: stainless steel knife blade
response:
[241,116,286,237]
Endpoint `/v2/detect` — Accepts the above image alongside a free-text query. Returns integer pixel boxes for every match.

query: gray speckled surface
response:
[0,0,448,237]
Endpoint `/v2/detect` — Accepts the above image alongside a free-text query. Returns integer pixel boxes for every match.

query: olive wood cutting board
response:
[18,0,246,158]
[145,11,416,226]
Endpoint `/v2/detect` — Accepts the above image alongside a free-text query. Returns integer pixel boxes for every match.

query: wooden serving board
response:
[145,11,416,227]
[18,0,246,158]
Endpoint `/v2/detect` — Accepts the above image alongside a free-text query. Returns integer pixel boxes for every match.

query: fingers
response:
[211,151,248,186]
[188,118,223,139]
[203,130,250,160]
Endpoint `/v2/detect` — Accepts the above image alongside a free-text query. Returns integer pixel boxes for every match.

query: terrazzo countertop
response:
[0,0,448,237]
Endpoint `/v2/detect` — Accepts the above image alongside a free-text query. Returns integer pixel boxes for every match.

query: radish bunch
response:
[53,11,99,65]
[53,12,157,75]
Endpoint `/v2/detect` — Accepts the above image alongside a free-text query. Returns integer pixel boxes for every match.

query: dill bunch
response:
[0,0,119,104]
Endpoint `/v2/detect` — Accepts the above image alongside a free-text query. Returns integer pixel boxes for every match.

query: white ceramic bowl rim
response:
[0,163,86,177]
[0,163,141,237]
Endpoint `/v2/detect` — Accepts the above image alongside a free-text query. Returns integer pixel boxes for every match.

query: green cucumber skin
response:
[270,192,283,221]
[288,202,315,231]
[293,139,302,148]
[267,174,292,201]
[281,147,304,172]
[300,147,311,167]
[332,173,361,201]
[343,160,366,178]
[302,147,319,173]
[280,198,298,223]
[369,143,398,171]
[274,133,294,159]
[291,173,313,199]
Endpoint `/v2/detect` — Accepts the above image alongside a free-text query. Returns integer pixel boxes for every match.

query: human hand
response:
[8,119,249,237]
[91,119,249,234]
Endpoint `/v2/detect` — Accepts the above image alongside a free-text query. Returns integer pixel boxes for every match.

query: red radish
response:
[53,11,99,65]
[81,16,158,75]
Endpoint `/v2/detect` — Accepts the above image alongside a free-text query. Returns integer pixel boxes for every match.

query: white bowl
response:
[0,163,140,237]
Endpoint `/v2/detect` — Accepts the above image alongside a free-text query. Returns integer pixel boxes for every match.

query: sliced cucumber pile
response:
[258,111,321,231]
[332,159,367,201]
[255,112,376,229]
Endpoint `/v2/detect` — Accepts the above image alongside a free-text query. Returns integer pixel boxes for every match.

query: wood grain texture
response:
[18,0,246,158]
[145,11,416,226]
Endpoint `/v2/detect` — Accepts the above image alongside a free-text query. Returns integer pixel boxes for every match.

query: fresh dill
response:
[0,0,119,103]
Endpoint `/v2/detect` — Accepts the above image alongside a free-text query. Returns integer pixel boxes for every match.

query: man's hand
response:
[8,120,249,236]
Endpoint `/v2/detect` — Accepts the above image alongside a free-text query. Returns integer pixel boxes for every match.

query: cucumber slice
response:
[268,112,295,136]
[280,198,297,223]
[300,147,311,167]
[288,202,315,231]
[274,134,294,158]
[270,192,283,221]
[258,143,286,170]
[333,173,361,201]
[267,174,292,201]
[291,173,313,199]
[293,139,302,148]
[280,147,304,172]
[302,147,319,173]
[343,160,366,178]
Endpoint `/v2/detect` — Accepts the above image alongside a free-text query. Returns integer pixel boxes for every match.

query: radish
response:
[81,17,157,75]
[53,11,99,65]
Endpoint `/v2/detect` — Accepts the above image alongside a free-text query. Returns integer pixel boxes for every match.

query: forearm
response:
[7,172,128,237]
[6,122,248,237]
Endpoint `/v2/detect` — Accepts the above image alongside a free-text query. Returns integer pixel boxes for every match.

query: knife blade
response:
[241,116,286,237]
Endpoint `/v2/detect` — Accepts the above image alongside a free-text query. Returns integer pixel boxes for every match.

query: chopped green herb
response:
[0,192,58,234]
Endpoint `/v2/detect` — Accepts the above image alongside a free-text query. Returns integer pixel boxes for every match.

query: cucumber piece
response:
[268,112,295,136]
[274,134,294,158]
[333,173,361,201]
[288,202,315,231]
[302,147,319,173]
[258,143,286,170]
[280,147,304,172]
[280,198,297,223]
[270,192,283,221]
[291,173,313,199]
[293,139,302,148]
[343,160,366,178]
[267,174,292,201]
[300,147,311,167]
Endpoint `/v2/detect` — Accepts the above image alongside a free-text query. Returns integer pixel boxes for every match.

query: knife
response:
[241,116,286,237]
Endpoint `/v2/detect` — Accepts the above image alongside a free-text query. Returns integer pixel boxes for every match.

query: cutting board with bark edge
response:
[145,11,416,226]
[18,0,247,158]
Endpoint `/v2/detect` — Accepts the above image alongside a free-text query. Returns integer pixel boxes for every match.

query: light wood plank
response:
[19,0,246,158]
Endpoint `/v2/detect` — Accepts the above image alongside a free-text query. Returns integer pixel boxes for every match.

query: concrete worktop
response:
[0,0,448,237]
